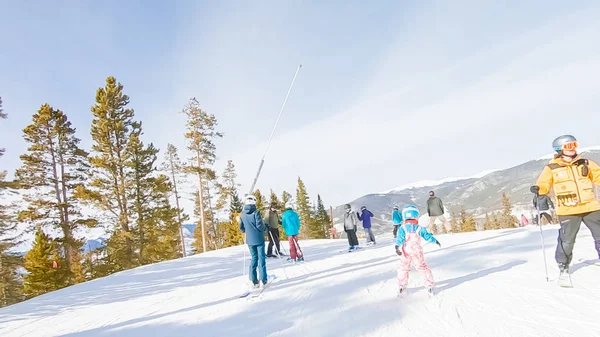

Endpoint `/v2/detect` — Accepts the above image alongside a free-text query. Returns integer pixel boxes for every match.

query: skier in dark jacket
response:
[240,195,269,288]
[264,203,284,257]
[427,191,451,232]
[533,194,554,225]
[358,206,376,245]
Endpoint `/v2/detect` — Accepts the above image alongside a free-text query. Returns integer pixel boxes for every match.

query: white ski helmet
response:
[285,201,294,210]
[245,195,257,205]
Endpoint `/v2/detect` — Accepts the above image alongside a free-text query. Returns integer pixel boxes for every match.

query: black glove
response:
[435,240,441,248]
[530,185,540,195]
[394,245,403,256]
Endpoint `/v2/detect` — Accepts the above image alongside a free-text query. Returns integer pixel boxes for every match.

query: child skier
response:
[281,202,304,263]
[394,205,441,296]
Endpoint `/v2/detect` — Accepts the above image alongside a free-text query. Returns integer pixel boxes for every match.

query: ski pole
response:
[269,230,289,279]
[531,188,550,282]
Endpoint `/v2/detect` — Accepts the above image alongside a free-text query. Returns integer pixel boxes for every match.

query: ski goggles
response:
[560,141,578,151]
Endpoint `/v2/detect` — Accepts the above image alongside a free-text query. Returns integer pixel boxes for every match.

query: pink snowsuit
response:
[396,222,437,289]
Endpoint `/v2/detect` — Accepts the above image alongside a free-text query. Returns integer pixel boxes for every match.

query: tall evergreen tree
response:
[126,124,160,264]
[140,175,182,263]
[182,97,222,253]
[23,228,68,299]
[79,76,137,270]
[216,160,239,213]
[458,206,477,232]
[0,101,24,307]
[497,193,518,229]
[15,104,94,285]
[253,189,267,214]
[315,195,331,239]
[229,187,243,221]
[269,190,281,209]
[295,177,313,239]
[159,144,187,257]
[281,191,292,207]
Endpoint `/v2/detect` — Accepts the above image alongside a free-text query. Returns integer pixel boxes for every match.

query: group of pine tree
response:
[0,79,334,308]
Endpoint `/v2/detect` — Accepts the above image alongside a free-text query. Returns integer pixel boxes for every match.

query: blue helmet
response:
[402,205,420,220]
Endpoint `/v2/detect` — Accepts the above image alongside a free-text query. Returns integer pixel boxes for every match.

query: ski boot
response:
[558,263,573,287]
[397,286,406,298]
[296,257,304,262]
[426,286,435,297]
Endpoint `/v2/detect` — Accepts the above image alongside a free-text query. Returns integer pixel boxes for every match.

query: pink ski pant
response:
[397,248,434,288]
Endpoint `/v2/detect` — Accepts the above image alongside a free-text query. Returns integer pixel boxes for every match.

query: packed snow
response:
[1,225,599,337]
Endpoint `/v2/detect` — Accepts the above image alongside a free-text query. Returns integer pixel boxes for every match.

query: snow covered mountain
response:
[1,225,599,337]
[334,148,600,232]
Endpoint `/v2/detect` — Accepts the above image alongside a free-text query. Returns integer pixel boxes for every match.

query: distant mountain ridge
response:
[333,147,600,234]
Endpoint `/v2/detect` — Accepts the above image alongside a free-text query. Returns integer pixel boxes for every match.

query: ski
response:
[239,274,277,298]
[251,274,276,298]
[577,258,600,267]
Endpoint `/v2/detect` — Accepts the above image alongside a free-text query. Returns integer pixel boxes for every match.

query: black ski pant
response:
[346,229,359,247]
[556,210,600,266]
[393,225,399,238]
[266,228,281,256]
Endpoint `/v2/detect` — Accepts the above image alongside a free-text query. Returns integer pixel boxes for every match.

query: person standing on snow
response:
[394,205,441,296]
[281,202,304,263]
[343,204,360,251]
[520,214,529,226]
[532,194,554,225]
[239,195,269,288]
[427,191,451,233]
[392,206,403,238]
[531,134,600,277]
[357,206,376,245]
[264,203,284,258]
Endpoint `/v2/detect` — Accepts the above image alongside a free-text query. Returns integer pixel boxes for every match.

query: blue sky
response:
[2,1,600,216]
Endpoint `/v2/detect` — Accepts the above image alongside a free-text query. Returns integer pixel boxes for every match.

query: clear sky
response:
[2,1,600,216]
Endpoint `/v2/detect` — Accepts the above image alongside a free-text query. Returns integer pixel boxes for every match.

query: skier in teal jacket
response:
[392,206,403,238]
[281,203,304,262]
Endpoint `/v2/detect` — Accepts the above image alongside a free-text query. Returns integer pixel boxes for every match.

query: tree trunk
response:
[196,152,206,253]
[46,126,74,283]
[168,151,186,257]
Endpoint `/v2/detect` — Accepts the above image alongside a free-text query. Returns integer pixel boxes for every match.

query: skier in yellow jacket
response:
[532,135,600,275]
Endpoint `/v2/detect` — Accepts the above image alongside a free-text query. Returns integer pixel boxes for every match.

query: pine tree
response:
[498,193,518,229]
[0,103,24,307]
[449,209,458,233]
[159,144,187,257]
[230,188,243,221]
[315,195,331,239]
[78,76,137,270]
[141,175,182,263]
[253,189,267,214]
[182,98,222,253]
[483,212,493,230]
[458,206,477,232]
[281,191,292,208]
[216,160,239,213]
[23,228,68,299]
[295,177,313,239]
[15,104,94,285]
[126,124,160,264]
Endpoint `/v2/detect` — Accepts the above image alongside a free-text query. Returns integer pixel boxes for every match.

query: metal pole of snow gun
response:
[242,64,302,279]
[531,185,549,282]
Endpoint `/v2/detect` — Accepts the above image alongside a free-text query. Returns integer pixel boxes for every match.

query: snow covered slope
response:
[1,226,599,337]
